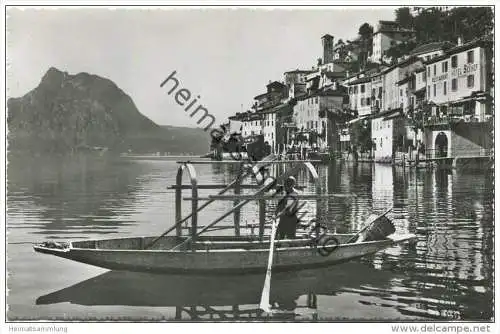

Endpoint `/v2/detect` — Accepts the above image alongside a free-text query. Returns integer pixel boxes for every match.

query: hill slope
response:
[7,67,210,154]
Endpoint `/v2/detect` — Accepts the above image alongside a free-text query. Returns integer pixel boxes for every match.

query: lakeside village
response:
[211,19,493,168]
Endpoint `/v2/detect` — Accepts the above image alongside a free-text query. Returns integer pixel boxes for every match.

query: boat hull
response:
[34,234,415,275]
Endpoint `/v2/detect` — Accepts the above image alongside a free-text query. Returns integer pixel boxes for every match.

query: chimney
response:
[321,34,334,64]
[457,37,463,46]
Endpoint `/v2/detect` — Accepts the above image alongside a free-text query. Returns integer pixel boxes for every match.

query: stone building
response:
[422,36,493,160]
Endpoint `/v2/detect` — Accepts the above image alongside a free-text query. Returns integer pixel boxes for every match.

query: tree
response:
[385,40,417,64]
[358,23,373,40]
[357,23,374,68]
[395,7,414,29]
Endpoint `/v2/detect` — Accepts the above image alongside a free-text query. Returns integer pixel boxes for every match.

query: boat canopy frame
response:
[174,157,322,246]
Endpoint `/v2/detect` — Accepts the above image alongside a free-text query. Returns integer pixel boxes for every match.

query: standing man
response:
[275,176,300,239]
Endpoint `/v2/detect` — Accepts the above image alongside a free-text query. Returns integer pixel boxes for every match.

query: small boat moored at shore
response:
[34,155,416,275]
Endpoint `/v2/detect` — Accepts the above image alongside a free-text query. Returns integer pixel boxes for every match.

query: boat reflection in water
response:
[37,261,405,321]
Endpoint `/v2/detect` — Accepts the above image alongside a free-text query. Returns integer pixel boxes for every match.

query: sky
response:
[7,7,396,127]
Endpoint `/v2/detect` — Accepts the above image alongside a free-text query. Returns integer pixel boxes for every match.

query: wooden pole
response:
[259,217,279,313]
[175,183,182,237]
[183,193,356,200]
[233,163,242,236]
[259,199,266,240]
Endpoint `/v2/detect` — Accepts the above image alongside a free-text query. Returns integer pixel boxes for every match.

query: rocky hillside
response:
[7,67,209,154]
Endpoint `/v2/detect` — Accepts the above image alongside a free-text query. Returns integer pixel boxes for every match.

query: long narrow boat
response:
[34,155,416,275]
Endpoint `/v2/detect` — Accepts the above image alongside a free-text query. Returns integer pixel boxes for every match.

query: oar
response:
[346,206,393,244]
[259,215,279,313]
[144,154,277,249]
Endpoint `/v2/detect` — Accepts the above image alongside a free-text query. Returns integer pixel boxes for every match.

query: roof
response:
[259,102,291,114]
[296,90,346,101]
[284,69,315,74]
[379,20,398,25]
[410,41,455,56]
[368,108,403,120]
[349,76,371,85]
[383,109,404,120]
[323,71,346,79]
[266,81,286,89]
[414,87,426,95]
[228,112,264,121]
[397,76,412,86]
[321,34,334,39]
[424,35,493,65]
[254,92,269,100]
[378,28,415,35]
[381,55,422,74]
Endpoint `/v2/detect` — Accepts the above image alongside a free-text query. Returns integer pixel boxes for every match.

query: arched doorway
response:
[435,132,448,158]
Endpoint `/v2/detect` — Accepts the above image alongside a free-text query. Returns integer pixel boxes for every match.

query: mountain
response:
[7,67,210,154]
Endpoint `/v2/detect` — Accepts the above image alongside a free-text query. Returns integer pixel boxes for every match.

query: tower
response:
[321,34,334,64]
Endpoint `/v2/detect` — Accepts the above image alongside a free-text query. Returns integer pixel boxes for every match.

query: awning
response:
[348,115,370,124]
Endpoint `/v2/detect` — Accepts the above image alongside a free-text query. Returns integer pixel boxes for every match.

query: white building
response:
[230,112,263,138]
[424,38,492,121]
[283,69,314,87]
[422,36,493,160]
[382,56,423,112]
[371,110,406,162]
[371,21,415,64]
[261,110,277,153]
[347,76,372,116]
[292,92,345,151]
[370,72,384,113]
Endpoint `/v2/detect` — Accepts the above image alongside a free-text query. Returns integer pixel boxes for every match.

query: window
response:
[427,67,430,77]
[372,88,376,96]
[433,84,436,97]
[452,78,457,91]
[354,86,358,94]
[361,98,364,107]
[427,85,431,98]
[361,84,365,93]
[467,50,474,64]
[400,89,402,96]
[451,55,458,68]
[433,65,436,76]
[315,96,318,104]
[443,81,447,95]
[315,121,318,128]
[423,71,427,81]
[378,87,382,96]
[442,61,448,73]
[467,75,474,88]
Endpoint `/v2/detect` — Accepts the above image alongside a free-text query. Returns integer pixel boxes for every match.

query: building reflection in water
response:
[8,156,493,320]
[367,167,493,320]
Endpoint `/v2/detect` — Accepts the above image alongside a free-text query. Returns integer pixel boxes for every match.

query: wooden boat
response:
[34,155,416,275]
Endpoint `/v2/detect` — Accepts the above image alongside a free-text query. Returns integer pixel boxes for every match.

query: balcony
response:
[423,114,492,127]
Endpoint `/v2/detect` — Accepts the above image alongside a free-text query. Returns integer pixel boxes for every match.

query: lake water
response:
[6,154,494,321]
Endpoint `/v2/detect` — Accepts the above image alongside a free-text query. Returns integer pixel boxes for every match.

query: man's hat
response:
[285,176,296,186]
